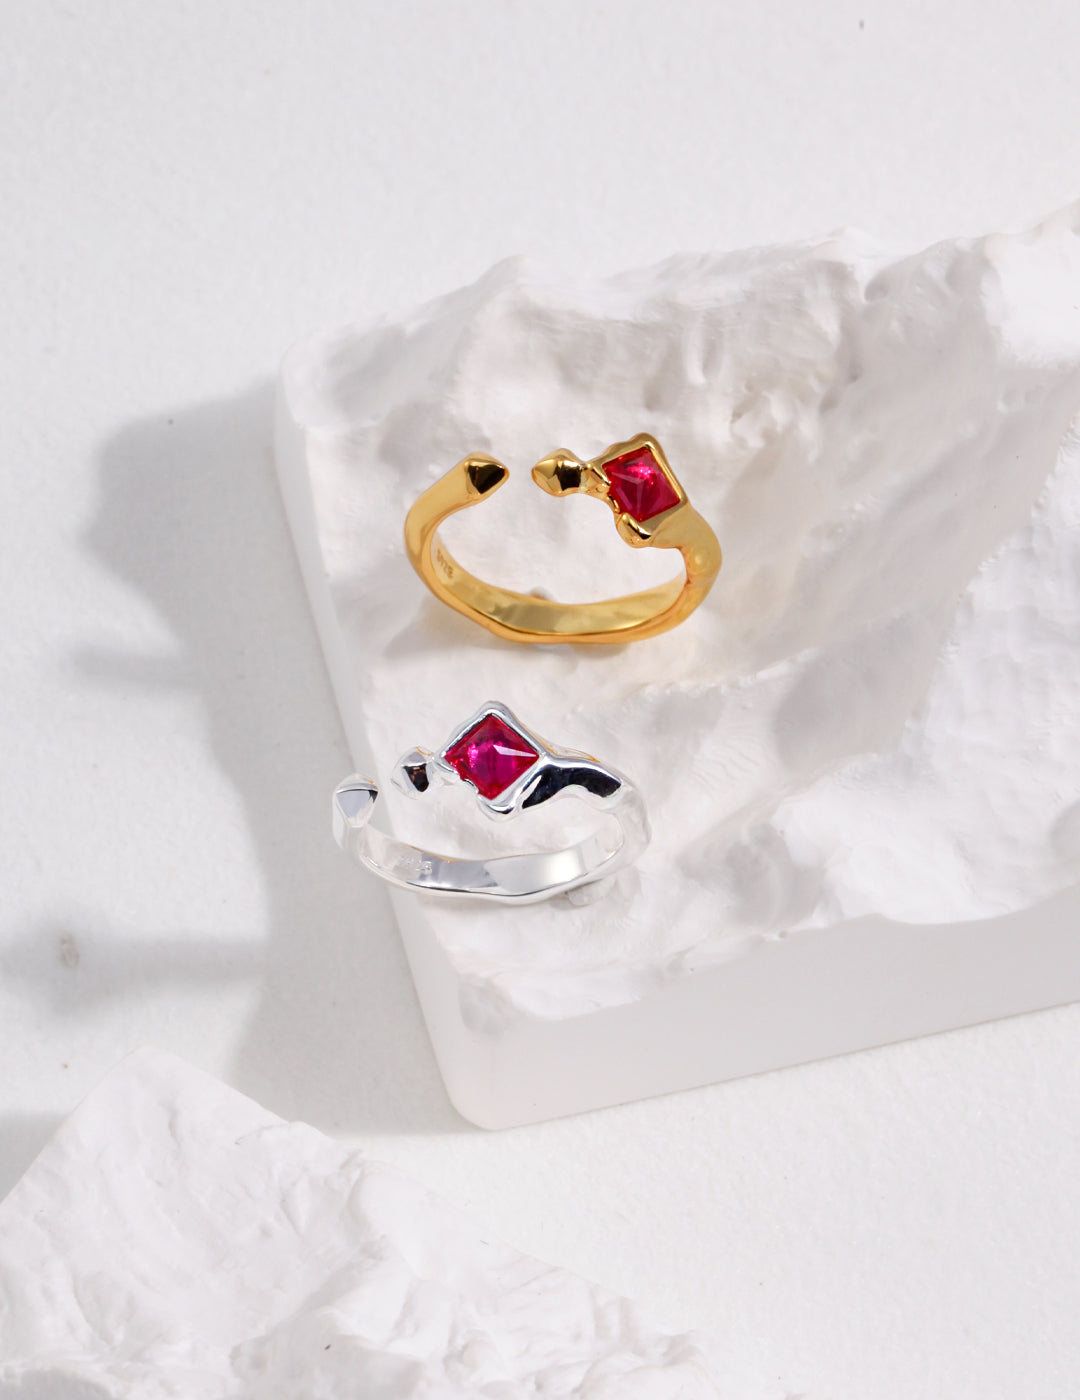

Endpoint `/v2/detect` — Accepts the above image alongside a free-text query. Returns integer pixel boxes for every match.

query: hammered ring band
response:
[404,433,721,644]
[332,702,650,902]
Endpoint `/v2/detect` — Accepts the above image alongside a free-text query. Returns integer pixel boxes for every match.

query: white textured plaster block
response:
[276,204,1080,1126]
[0,1050,752,1398]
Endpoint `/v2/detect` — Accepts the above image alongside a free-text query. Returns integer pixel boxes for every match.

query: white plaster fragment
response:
[0,1050,745,1398]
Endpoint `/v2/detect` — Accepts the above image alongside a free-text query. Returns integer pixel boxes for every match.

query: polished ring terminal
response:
[404,433,721,644]
[332,702,650,903]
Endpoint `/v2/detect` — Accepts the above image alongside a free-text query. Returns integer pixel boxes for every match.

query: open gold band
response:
[403,433,721,645]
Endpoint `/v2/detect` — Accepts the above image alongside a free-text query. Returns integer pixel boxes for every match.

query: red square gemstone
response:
[444,713,540,799]
[604,445,681,521]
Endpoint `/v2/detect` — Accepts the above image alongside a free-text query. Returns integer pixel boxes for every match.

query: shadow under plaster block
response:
[275,205,1080,1127]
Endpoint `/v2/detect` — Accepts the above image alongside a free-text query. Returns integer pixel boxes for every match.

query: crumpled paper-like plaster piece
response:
[0,1051,758,1398]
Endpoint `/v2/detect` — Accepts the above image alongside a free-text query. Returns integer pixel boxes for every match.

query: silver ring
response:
[332,701,650,903]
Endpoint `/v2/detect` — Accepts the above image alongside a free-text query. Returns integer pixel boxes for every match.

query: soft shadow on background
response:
[65,384,464,1136]
[0,1117,63,1203]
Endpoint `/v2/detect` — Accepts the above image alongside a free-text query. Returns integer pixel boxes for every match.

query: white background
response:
[1,3,1079,1395]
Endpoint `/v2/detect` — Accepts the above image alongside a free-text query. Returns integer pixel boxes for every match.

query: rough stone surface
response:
[279,204,1080,1021]
[0,1051,745,1398]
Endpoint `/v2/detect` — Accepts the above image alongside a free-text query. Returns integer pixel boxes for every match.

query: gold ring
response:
[404,433,721,644]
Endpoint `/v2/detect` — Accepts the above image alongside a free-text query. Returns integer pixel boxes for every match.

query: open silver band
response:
[332,702,649,903]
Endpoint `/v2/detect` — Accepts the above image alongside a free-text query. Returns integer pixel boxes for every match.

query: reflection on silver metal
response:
[332,701,650,903]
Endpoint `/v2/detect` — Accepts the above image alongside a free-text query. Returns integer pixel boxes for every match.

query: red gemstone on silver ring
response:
[604,445,681,522]
[444,713,540,799]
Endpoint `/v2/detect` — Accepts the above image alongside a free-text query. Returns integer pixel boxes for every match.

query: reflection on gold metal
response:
[403,433,721,644]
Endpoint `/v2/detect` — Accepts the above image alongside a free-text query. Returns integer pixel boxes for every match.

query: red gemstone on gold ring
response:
[604,445,681,522]
[444,713,540,799]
